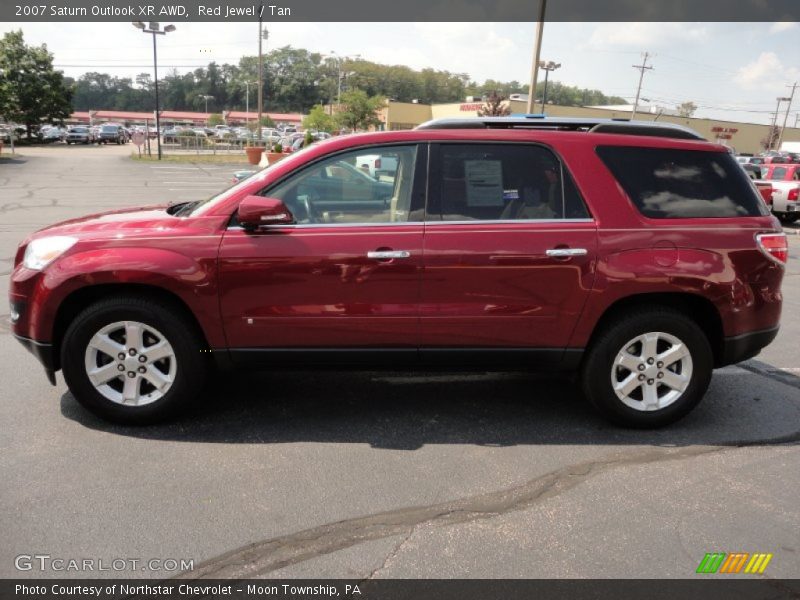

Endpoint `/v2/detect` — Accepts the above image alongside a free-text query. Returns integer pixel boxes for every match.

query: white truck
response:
[758,162,800,223]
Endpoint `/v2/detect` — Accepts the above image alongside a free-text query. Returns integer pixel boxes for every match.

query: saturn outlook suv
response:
[10,117,787,427]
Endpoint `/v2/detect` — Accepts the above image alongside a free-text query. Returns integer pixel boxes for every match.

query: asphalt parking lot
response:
[1,144,799,580]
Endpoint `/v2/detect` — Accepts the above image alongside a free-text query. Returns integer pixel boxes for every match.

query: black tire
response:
[581,307,713,428]
[778,213,800,224]
[61,295,207,425]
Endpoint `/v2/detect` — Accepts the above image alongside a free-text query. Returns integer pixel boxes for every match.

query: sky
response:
[2,21,799,126]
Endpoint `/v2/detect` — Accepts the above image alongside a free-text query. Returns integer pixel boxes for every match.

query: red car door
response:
[420,142,597,366]
[218,144,426,364]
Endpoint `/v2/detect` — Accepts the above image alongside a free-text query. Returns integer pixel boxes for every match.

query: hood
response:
[30,204,178,240]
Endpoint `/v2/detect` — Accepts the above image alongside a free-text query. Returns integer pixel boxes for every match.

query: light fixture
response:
[132,21,145,29]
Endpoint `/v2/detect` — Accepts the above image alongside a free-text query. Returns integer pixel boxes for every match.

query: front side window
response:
[597,146,768,218]
[429,143,589,221]
[265,145,420,224]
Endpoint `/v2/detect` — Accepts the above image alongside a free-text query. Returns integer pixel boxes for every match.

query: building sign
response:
[460,103,483,112]
[710,126,738,143]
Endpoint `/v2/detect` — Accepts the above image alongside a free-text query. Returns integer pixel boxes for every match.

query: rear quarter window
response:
[597,146,768,218]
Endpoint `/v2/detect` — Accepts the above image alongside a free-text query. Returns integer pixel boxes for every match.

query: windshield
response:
[71,127,88,133]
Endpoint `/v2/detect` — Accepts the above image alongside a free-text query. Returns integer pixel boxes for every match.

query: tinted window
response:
[596,146,767,218]
[767,167,787,181]
[430,144,589,221]
[266,145,419,224]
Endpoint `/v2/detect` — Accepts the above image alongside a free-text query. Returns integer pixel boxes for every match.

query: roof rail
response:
[415,117,705,141]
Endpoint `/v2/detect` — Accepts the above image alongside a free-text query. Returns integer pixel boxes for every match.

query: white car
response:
[354,153,399,179]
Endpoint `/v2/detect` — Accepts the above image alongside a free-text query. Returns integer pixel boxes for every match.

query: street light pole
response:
[538,60,561,113]
[133,21,175,160]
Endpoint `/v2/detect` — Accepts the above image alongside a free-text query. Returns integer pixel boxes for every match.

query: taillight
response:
[756,233,788,265]
[788,188,798,201]
[374,158,381,169]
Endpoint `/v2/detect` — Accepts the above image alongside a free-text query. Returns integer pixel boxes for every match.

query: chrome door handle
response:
[546,248,588,257]
[367,250,411,260]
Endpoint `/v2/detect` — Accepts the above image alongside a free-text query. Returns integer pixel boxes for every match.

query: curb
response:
[783,228,800,236]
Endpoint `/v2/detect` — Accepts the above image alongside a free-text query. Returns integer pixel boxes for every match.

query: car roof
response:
[416,116,705,141]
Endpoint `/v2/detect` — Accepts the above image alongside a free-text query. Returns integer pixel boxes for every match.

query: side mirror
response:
[238,195,294,229]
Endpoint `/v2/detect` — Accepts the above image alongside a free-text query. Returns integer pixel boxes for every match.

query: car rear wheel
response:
[581,307,713,428]
[61,296,207,424]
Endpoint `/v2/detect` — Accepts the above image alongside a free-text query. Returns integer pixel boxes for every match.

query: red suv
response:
[10,117,787,427]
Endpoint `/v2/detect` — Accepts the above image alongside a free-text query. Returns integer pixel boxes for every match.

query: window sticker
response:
[464,160,504,206]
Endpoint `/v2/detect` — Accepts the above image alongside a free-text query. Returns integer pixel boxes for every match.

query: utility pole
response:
[257,3,266,145]
[525,0,547,114]
[770,97,788,151]
[776,82,797,151]
[631,52,653,120]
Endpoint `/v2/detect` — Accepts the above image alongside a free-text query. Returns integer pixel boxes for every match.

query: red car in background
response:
[10,117,786,427]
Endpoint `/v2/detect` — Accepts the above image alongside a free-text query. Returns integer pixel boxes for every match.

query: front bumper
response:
[719,326,779,366]
[13,333,57,385]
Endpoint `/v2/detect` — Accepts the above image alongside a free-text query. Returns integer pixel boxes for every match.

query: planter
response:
[266,152,286,165]
[245,146,266,165]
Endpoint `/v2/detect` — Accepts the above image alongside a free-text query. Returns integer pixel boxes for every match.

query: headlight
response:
[23,236,77,270]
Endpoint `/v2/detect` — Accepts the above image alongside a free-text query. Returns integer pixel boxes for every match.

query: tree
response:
[335,90,385,131]
[677,101,697,117]
[0,30,72,135]
[761,125,780,151]
[478,91,511,117]
[303,104,335,132]
[207,113,224,126]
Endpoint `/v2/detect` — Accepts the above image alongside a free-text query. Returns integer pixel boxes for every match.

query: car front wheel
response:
[581,307,713,428]
[61,296,207,424]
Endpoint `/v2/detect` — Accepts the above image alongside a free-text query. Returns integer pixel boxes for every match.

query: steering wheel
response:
[297,193,321,223]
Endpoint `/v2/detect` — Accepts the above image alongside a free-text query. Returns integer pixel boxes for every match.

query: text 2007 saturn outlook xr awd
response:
[10,117,787,427]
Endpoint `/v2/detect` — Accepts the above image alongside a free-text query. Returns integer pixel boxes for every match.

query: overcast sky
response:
[2,21,799,126]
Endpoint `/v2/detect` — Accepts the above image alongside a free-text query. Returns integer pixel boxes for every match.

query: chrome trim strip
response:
[227,218,595,231]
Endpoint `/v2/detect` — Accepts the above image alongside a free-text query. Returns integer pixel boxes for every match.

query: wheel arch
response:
[52,283,211,371]
[584,292,724,367]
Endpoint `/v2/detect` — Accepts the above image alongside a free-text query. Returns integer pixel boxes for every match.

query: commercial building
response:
[381,99,800,155]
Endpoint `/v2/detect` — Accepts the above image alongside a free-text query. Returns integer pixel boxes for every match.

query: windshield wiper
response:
[168,201,198,216]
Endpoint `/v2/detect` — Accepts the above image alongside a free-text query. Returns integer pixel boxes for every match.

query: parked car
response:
[41,127,66,143]
[10,117,786,427]
[65,126,96,145]
[231,169,258,183]
[355,152,399,179]
[97,124,128,144]
[758,163,800,223]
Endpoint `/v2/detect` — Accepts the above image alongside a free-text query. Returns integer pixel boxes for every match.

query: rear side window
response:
[597,146,767,218]
[429,143,590,221]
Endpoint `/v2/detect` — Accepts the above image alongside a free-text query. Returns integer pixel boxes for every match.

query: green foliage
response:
[302,104,335,133]
[304,130,314,147]
[272,142,283,153]
[33,42,626,116]
[335,90,385,132]
[0,30,73,134]
[259,115,275,127]
[207,113,224,126]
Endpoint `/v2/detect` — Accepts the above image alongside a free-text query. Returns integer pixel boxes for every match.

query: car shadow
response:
[60,361,800,449]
